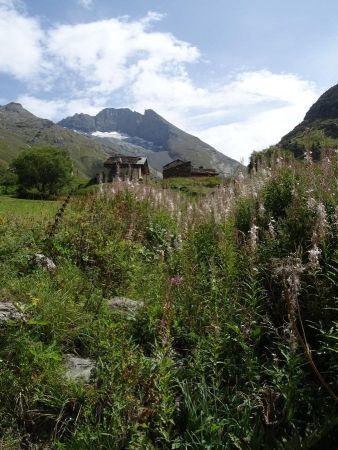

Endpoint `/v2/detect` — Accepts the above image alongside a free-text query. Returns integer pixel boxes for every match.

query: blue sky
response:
[0,0,337,161]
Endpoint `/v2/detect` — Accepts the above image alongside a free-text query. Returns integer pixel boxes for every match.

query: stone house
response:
[162,159,218,179]
[101,155,150,182]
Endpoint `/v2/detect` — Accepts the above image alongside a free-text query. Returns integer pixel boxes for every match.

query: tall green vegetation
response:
[11,146,73,198]
[0,153,337,449]
[0,159,17,194]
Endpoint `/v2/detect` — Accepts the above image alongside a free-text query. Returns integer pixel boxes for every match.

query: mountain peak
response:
[3,102,25,113]
[304,83,338,122]
[280,81,338,157]
[100,107,134,113]
[144,108,159,116]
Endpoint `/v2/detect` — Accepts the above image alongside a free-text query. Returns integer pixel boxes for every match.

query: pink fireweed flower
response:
[170,275,183,286]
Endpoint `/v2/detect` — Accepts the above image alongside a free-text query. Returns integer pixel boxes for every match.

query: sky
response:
[1,0,338,162]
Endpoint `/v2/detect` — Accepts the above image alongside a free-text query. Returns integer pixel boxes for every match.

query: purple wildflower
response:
[170,275,183,286]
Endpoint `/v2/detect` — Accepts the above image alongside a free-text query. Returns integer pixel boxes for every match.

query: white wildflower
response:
[307,197,316,211]
[308,244,321,270]
[268,218,276,239]
[305,148,313,163]
[316,202,328,240]
[259,203,266,218]
[249,224,259,249]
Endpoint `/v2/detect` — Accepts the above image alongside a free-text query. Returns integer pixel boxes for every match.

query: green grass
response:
[161,175,222,195]
[0,130,29,164]
[0,195,60,220]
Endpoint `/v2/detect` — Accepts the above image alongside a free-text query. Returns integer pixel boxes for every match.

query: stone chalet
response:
[101,155,150,182]
[162,159,218,179]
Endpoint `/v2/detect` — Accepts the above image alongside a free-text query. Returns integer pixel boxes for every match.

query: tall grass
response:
[0,153,337,448]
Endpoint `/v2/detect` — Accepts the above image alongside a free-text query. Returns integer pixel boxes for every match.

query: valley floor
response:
[0,195,60,219]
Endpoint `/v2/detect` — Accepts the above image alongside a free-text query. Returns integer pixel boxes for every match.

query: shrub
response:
[263,169,295,219]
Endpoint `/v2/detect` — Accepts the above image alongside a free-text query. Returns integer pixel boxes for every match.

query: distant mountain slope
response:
[280,83,338,158]
[59,108,242,175]
[0,103,108,177]
[0,103,241,178]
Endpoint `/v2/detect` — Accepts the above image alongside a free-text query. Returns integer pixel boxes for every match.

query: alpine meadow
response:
[0,0,337,449]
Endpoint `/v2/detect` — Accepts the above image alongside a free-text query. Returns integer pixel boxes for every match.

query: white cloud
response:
[46,12,199,95]
[77,0,93,9]
[0,0,45,80]
[129,70,318,162]
[16,95,106,120]
[196,103,312,163]
[176,72,318,161]
[18,71,318,163]
[2,3,319,162]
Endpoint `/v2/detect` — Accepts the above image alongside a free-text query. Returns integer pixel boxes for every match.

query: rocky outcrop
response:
[0,302,25,322]
[63,355,95,383]
[304,83,338,122]
[33,254,57,273]
[107,297,144,313]
[280,82,338,153]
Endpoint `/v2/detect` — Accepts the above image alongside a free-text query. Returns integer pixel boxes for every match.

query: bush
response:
[263,169,295,219]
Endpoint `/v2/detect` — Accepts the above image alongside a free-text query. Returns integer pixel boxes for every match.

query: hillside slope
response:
[280,83,338,158]
[0,103,108,177]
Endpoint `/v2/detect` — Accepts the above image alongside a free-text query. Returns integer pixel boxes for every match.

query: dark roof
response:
[163,159,218,175]
[163,159,188,169]
[104,155,148,166]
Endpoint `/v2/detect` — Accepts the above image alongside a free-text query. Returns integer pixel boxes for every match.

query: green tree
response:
[12,146,73,198]
[0,160,17,194]
[0,159,7,178]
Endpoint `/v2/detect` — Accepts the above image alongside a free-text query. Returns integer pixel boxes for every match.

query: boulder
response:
[107,297,144,313]
[0,302,25,322]
[34,254,56,273]
[64,355,95,383]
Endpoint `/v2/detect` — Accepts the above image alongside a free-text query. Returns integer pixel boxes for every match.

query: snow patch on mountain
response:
[92,131,127,140]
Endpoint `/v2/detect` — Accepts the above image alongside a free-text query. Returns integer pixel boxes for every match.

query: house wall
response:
[191,169,218,177]
[163,161,192,178]
[107,164,146,181]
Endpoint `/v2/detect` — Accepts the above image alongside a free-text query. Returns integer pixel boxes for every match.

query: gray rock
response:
[107,297,144,313]
[0,302,25,322]
[34,254,56,273]
[64,355,95,383]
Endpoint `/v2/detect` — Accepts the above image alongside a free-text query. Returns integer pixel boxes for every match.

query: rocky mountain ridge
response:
[59,108,242,175]
[280,83,338,157]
